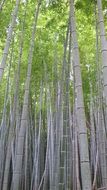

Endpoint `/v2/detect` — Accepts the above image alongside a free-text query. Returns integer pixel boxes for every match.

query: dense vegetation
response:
[0,0,107,189]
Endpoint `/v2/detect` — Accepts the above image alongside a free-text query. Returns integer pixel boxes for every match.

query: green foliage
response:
[0,0,103,115]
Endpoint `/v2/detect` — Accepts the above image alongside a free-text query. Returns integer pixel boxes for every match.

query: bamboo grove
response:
[0,0,107,189]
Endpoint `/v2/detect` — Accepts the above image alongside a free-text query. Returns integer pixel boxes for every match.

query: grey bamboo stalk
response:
[53,24,69,188]
[30,93,38,190]
[97,0,107,103]
[72,106,78,190]
[75,130,81,190]
[66,28,72,190]
[49,104,54,189]
[24,124,29,190]
[0,0,20,81]
[98,98,107,187]
[59,24,69,190]
[50,60,58,190]
[95,2,107,184]
[43,89,51,190]
[52,82,61,190]
[92,149,98,189]
[69,0,91,189]
[34,84,43,189]
[42,69,50,190]
[12,1,41,189]
[0,40,13,190]
[45,86,54,190]
[94,105,102,186]
[90,86,96,173]
[73,99,81,189]
[2,3,27,189]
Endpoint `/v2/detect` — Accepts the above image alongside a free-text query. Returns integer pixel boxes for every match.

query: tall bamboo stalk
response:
[97,0,107,106]
[0,0,20,81]
[70,0,91,189]
[12,1,41,189]
[0,38,14,190]
[2,2,28,189]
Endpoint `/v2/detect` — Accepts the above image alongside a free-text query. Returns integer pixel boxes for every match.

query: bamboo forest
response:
[1,0,107,189]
